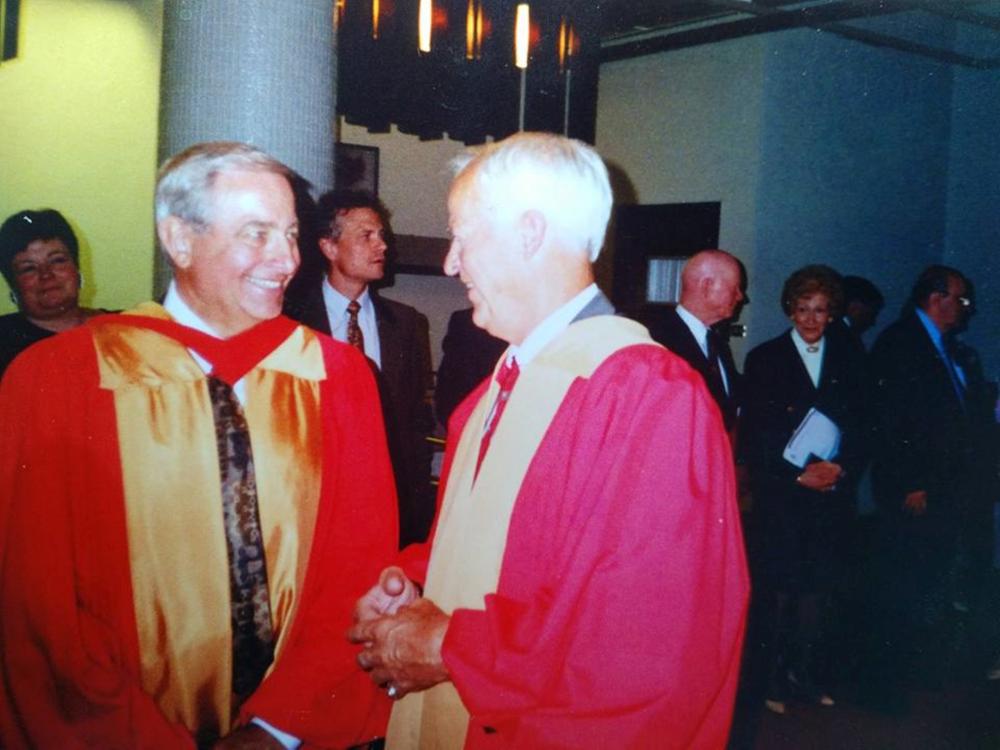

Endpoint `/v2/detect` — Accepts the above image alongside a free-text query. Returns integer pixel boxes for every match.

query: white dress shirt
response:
[790,328,825,388]
[162,282,251,404]
[675,303,730,395]
[322,280,382,369]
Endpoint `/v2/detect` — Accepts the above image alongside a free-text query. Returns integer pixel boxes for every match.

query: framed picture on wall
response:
[334,143,379,195]
[2,0,20,61]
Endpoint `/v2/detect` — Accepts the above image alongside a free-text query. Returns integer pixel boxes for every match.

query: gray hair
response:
[155,141,295,229]
[451,132,612,262]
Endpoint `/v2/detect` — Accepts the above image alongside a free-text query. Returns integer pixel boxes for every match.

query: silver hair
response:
[155,141,295,229]
[451,132,612,262]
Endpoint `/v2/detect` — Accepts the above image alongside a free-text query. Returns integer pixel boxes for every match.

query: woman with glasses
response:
[740,264,868,715]
[0,209,104,379]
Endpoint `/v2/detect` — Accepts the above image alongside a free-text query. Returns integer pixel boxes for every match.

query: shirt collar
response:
[508,283,599,368]
[163,282,223,338]
[790,327,825,358]
[323,279,372,318]
[675,303,710,353]
[915,307,947,354]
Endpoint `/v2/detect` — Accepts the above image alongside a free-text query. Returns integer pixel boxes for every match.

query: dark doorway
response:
[610,201,720,314]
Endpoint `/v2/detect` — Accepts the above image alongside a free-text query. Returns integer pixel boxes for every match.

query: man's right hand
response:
[352,566,421,626]
[903,489,928,516]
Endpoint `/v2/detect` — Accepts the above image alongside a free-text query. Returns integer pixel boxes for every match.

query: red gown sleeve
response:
[437,347,749,748]
[0,331,195,749]
[240,341,398,748]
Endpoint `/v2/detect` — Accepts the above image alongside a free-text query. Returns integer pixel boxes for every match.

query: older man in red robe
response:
[0,142,396,748]
[349,133,749,749]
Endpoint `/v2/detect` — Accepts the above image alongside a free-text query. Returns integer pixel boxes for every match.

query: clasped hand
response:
[797,460,843,492]
[347,566,450,700]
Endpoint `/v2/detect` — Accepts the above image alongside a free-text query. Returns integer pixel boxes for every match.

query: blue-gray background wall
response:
[597,16,999,380]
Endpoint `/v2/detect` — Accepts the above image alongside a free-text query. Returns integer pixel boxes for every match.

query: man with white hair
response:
[349,133,749,748]
[0,141,396,748]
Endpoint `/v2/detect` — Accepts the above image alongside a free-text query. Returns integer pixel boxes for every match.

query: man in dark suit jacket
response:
[826,275,884,357]
[867,265,997,706]
[434,307,507,427]
[284,191,434,548]
[643,249,744,432]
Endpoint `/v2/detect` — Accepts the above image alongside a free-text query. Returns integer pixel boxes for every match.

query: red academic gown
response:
[399,344,749,749]
[0,316,396,748]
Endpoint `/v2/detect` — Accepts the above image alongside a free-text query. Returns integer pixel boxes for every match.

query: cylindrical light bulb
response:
[419,0,432,52]
[515,3,529,69]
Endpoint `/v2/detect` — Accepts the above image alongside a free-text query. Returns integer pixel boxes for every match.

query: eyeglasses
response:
[940,291,972,308]
[12,253,74,279]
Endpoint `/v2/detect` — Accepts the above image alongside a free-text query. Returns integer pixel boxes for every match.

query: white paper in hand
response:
[783,407,841,468]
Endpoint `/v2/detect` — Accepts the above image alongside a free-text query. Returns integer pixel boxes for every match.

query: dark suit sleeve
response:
[740,344,802,489]
[869,328,936,501]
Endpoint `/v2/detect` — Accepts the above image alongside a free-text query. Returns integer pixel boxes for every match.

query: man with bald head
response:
[645,249,745,432]
[348,133,748,748]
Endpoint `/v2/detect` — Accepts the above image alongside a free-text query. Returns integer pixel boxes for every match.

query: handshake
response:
[347,567,451,700]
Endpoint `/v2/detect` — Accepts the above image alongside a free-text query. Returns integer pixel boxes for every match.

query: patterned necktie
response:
[346,300,365,353]
[206,376,275,704]
[476,357,520,477]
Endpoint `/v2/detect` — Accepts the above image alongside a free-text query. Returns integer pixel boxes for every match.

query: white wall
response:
[597,36,766,362]
[339,122,472,366]
[339,122,465,238]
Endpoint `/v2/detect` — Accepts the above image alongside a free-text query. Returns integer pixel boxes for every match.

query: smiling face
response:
[11,238,81,320]
[166,168,300,337]
[444,171,530,344]
[321,207,387,295]
[790,292,832,345]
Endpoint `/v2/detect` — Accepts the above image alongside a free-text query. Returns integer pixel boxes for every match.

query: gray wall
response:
[596,19,999,379]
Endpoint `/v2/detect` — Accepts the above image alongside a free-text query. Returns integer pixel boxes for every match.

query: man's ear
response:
[519,209,546,260]
[700,276,715,298]
[318,236,338,263]
[158,216,194,270]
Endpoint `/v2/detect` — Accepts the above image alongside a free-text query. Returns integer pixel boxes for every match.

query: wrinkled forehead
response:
[206,169,294,217]
[452,177,503,236]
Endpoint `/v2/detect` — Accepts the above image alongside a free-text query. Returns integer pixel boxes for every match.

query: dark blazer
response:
[284,282,434,547]
[869,312,994,524]
[825,317,867,358]
[741,329,867,592]
[435,292,617,427]
[434,309,507,426]
[644,306,740,431]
